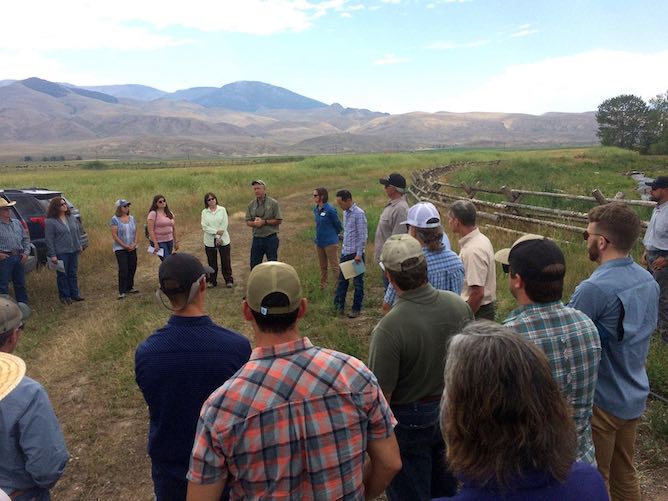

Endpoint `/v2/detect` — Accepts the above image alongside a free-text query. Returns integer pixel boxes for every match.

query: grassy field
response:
[2,147,667,499]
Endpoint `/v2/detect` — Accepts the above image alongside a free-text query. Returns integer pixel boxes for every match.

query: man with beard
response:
[642,176,668,343]
[569,202,658,501]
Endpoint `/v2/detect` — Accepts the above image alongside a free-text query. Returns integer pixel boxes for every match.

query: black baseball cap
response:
[496,235,565,282]
[159,253,213,294]
[379,173,407,190]
[645,176,668,189]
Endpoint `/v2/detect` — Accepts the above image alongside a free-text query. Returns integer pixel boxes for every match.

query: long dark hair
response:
[441,321,576,489]
[46,197,70,219]
[148,194,173,219]
[203,192,218,209]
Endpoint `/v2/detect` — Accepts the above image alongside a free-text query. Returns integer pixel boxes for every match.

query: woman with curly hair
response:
[437,321,608,500]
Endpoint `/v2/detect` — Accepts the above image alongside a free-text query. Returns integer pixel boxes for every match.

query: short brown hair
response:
[441,321,576,489]
[448,200,476,227]
[588,202,640,253]
[386,257,428,290]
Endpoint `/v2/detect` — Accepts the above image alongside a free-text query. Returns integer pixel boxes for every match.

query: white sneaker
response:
[118,293,126,299]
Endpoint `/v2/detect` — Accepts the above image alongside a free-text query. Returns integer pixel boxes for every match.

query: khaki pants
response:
[316,244,339,288]
[592,404,641,501]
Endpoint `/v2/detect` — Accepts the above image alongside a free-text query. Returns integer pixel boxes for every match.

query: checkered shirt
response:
[341,203,367,257]
[188,337,396,500]
[384,245,464,305]
[504,301,602,464]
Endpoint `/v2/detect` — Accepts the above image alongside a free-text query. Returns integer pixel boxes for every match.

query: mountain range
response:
[0,77,598,159]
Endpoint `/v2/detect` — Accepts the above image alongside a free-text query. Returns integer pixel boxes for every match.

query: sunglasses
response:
[312,194,319,198]
[583,230,610,243]
[502,263,510,273]
[206,198,216,202]
[157,199,166,203]
[60,202,68,206]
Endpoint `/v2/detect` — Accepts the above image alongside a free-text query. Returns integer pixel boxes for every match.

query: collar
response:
[395,283,438,304]
[167,315,213,327]
[346,203,358,213]
[507,300,563,319]
[458,227,480,246]
[596,256,634,270]
[255,195,267,204]
[250,336,313,361]
[386,195,406,207]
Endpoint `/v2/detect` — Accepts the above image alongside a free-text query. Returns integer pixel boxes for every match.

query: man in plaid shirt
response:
[496,234,601,464]
[187,262,401,500]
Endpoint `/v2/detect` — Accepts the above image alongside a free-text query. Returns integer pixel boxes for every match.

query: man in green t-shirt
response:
[245,180,283,269]
[368,234,473,501]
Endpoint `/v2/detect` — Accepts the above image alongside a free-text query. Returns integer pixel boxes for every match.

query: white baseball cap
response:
[401,202,441,228]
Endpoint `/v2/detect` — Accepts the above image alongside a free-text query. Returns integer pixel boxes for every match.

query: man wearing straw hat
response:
[0,297,69,500]
[0,198,31,305]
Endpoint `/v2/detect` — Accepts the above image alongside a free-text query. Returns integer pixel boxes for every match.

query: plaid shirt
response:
[504,301,602,464]
[188,337,396,500]
[0,218,30,255]
[341,203,367,257]
[384,245,464,305]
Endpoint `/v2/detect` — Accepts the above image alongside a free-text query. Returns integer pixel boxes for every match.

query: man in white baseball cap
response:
[0,297,69,500]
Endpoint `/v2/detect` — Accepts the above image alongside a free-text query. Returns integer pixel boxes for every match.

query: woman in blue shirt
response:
[312,187,343,288]
[436,321,609,501]
[110,199,138,299]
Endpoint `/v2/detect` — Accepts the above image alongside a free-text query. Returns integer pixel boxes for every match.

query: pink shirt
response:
[147,210,175,243]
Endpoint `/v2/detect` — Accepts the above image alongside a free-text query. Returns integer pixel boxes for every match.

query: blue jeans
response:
[158,240,174,262]
[56,252,80,299]
[386,400,457,501]
[0,254,28,303]
[334,253,364,313]
[250,234,279,269]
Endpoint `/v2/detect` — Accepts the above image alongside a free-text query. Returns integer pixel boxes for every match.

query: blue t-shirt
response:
[313,202,343,248]
[433,462,608,501]
[135,315,251,482]
[568,257,659,420]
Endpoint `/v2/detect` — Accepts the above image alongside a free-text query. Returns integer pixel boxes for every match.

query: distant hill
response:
[0,76,598,159]
[81,84,167,101]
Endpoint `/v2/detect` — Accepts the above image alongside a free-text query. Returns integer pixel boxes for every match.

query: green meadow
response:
[2,146,667,499]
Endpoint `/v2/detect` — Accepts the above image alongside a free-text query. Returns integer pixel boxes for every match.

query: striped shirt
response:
[384,245,464,305]
[0,218,30,255]
[188,337,396,500]
[341,203,367,257]
[504,301,601,464]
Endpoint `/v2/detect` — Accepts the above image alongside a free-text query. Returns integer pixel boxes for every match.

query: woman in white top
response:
[110,199,139,299]
[201,192,233,287]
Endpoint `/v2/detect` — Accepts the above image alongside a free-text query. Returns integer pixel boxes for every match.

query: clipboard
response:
[340,259,365,280]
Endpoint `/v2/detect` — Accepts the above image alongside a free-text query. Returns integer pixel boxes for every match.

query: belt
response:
[0,250,22,256]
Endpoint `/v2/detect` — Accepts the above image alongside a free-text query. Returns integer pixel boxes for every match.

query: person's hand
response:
[653,256,666,271]
[216,229,225,235]
[254,217,263,227]
[152,245,159,254]
[20,254,28,264]
[0,252,7,261]
[354,255,362,263]
[174,241,180,251]
[642,251,648,266]
[51,256,58,264]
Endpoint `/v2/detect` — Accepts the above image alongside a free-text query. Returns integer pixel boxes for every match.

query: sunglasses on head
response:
[583,230,610,243]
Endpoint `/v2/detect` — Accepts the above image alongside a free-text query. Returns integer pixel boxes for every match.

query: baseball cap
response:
[401,202,441,228]
[115,199,131,208]
[158,253,213,295]
[495,234,565,281]
[645,176,668,189]
[379,173,407,190]
[251,179,266,187]
[380,234,425,272]
[246,262,302,315]
[0,296,31,334]
[0,352,26,402]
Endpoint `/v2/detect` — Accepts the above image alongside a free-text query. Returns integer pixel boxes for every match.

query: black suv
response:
[0,188,89,265]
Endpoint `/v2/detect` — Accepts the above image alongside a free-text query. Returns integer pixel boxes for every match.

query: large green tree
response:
[648,91,668,154]
[596,94,649,151]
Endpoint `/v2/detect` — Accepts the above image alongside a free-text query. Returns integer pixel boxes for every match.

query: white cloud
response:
[511,28,538,38]
[426,39,489,50]
[0,50,109,86]
[0,0,350,51]
[437,50,668,114]
[341,11,353,17]
[349,3,366,9]
[373,53,411,65]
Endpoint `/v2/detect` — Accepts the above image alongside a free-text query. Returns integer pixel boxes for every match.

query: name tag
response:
[320,212,327,217]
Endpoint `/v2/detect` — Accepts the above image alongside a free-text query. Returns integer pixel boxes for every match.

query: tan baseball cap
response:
[0,352,26,401]
[246,262,302,314]
[0,296,30,334]
[380,234,425,272]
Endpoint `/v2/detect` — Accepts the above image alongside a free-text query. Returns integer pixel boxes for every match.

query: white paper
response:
[148,245,165,257]
[47,259,65,273]
[340,259,365,280]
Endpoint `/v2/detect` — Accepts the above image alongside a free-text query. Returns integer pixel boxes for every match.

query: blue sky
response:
[2,0,667,114]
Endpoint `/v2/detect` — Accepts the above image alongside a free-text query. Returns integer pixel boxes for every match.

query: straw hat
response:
[0,199,17,209]
[0,352,26,401]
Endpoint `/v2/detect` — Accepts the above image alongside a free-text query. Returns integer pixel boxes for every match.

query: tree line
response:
[596,92,668,154]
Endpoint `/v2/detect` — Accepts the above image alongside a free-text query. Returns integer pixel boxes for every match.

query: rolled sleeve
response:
[21,224,30,255]
[355,212,367,257]
[188,409,228,485]
[462,248,489,287]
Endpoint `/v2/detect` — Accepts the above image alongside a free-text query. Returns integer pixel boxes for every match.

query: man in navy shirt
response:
[135,253,251,501]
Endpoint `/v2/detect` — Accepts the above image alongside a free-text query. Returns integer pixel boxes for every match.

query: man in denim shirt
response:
[0,298,69,501]
[569,202,658,501]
